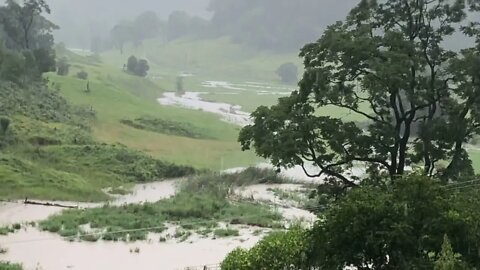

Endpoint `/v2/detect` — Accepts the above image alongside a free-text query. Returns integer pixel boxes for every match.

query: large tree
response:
[0,0,56,50]
[0,0,57,80]
[240,0,480,187]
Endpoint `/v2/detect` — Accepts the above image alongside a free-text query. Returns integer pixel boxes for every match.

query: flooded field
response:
[0,177,316,270]
[158,92,251,126]
[0,227,261,270]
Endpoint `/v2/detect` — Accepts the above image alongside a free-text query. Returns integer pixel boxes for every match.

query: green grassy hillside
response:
[0,80,195,202]
[49,49,262,170]
[102,37,303,83]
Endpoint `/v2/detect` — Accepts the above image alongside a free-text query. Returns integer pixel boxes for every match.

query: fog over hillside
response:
[47,0,362,51]
[45,0,211,47]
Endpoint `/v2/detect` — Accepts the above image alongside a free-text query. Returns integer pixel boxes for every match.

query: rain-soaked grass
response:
[40,168,285,242]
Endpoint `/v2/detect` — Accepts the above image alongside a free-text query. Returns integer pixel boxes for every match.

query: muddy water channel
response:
[0,179,316,270]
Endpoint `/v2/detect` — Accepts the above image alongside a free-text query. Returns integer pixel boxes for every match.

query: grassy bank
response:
[0,75,196,201]
[40,168,286,241]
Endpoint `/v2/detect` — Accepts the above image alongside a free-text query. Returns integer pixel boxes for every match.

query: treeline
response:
[91,10,209,54]
[90,0,359,53]
[208,0,358,51]
[0,0,57,83]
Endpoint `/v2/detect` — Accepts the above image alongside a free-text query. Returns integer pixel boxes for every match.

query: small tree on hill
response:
[76,70,88,80]
[126,56,149,77]
[127,56,138,73]
[276,62,298,85]
[135,59,149,77]
[56,57,69,76]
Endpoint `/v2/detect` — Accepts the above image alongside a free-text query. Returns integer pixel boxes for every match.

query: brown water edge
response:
[0,180,180,226]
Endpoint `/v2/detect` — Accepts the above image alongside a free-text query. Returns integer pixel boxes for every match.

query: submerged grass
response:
[0,262,23,270]
[40,168,285,241]
[214,228,240,238]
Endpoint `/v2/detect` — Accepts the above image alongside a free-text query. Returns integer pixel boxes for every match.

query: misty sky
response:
[44,0,210,46]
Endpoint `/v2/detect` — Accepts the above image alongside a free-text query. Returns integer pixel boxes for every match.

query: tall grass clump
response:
[0,262,23,270]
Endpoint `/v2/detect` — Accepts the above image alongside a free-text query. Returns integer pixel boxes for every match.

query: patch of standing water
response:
[0,178,317,269]
[0,227,261,270]
[157,92,252,126]
[0,180,181,226]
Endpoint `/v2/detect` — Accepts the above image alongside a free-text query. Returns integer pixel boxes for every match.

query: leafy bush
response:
[309,175,480,269]
[76,71,88,80]
[221,227,309,270]
[0,226,14,235]
[126,56,149,77]
[0,48,24,83]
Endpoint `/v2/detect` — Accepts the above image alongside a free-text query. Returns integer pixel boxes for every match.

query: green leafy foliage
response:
[434,235,468,270]
[126,55,149,77]
[221,227,309,270]
[239,0,480,186]
[0,47,25,83]
[0,0,57,81]
[0,81,92,126]
[309,175,480,269]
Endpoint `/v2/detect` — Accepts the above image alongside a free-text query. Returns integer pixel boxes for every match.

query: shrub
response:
[76,71,88,80]
[56,57,70,76]
[126,56,149,77]
[221,228,309,270]
[127,56,138,73]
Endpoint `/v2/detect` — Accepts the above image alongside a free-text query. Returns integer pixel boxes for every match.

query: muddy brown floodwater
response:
[0,227,261,270]
[0,179,315,270]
